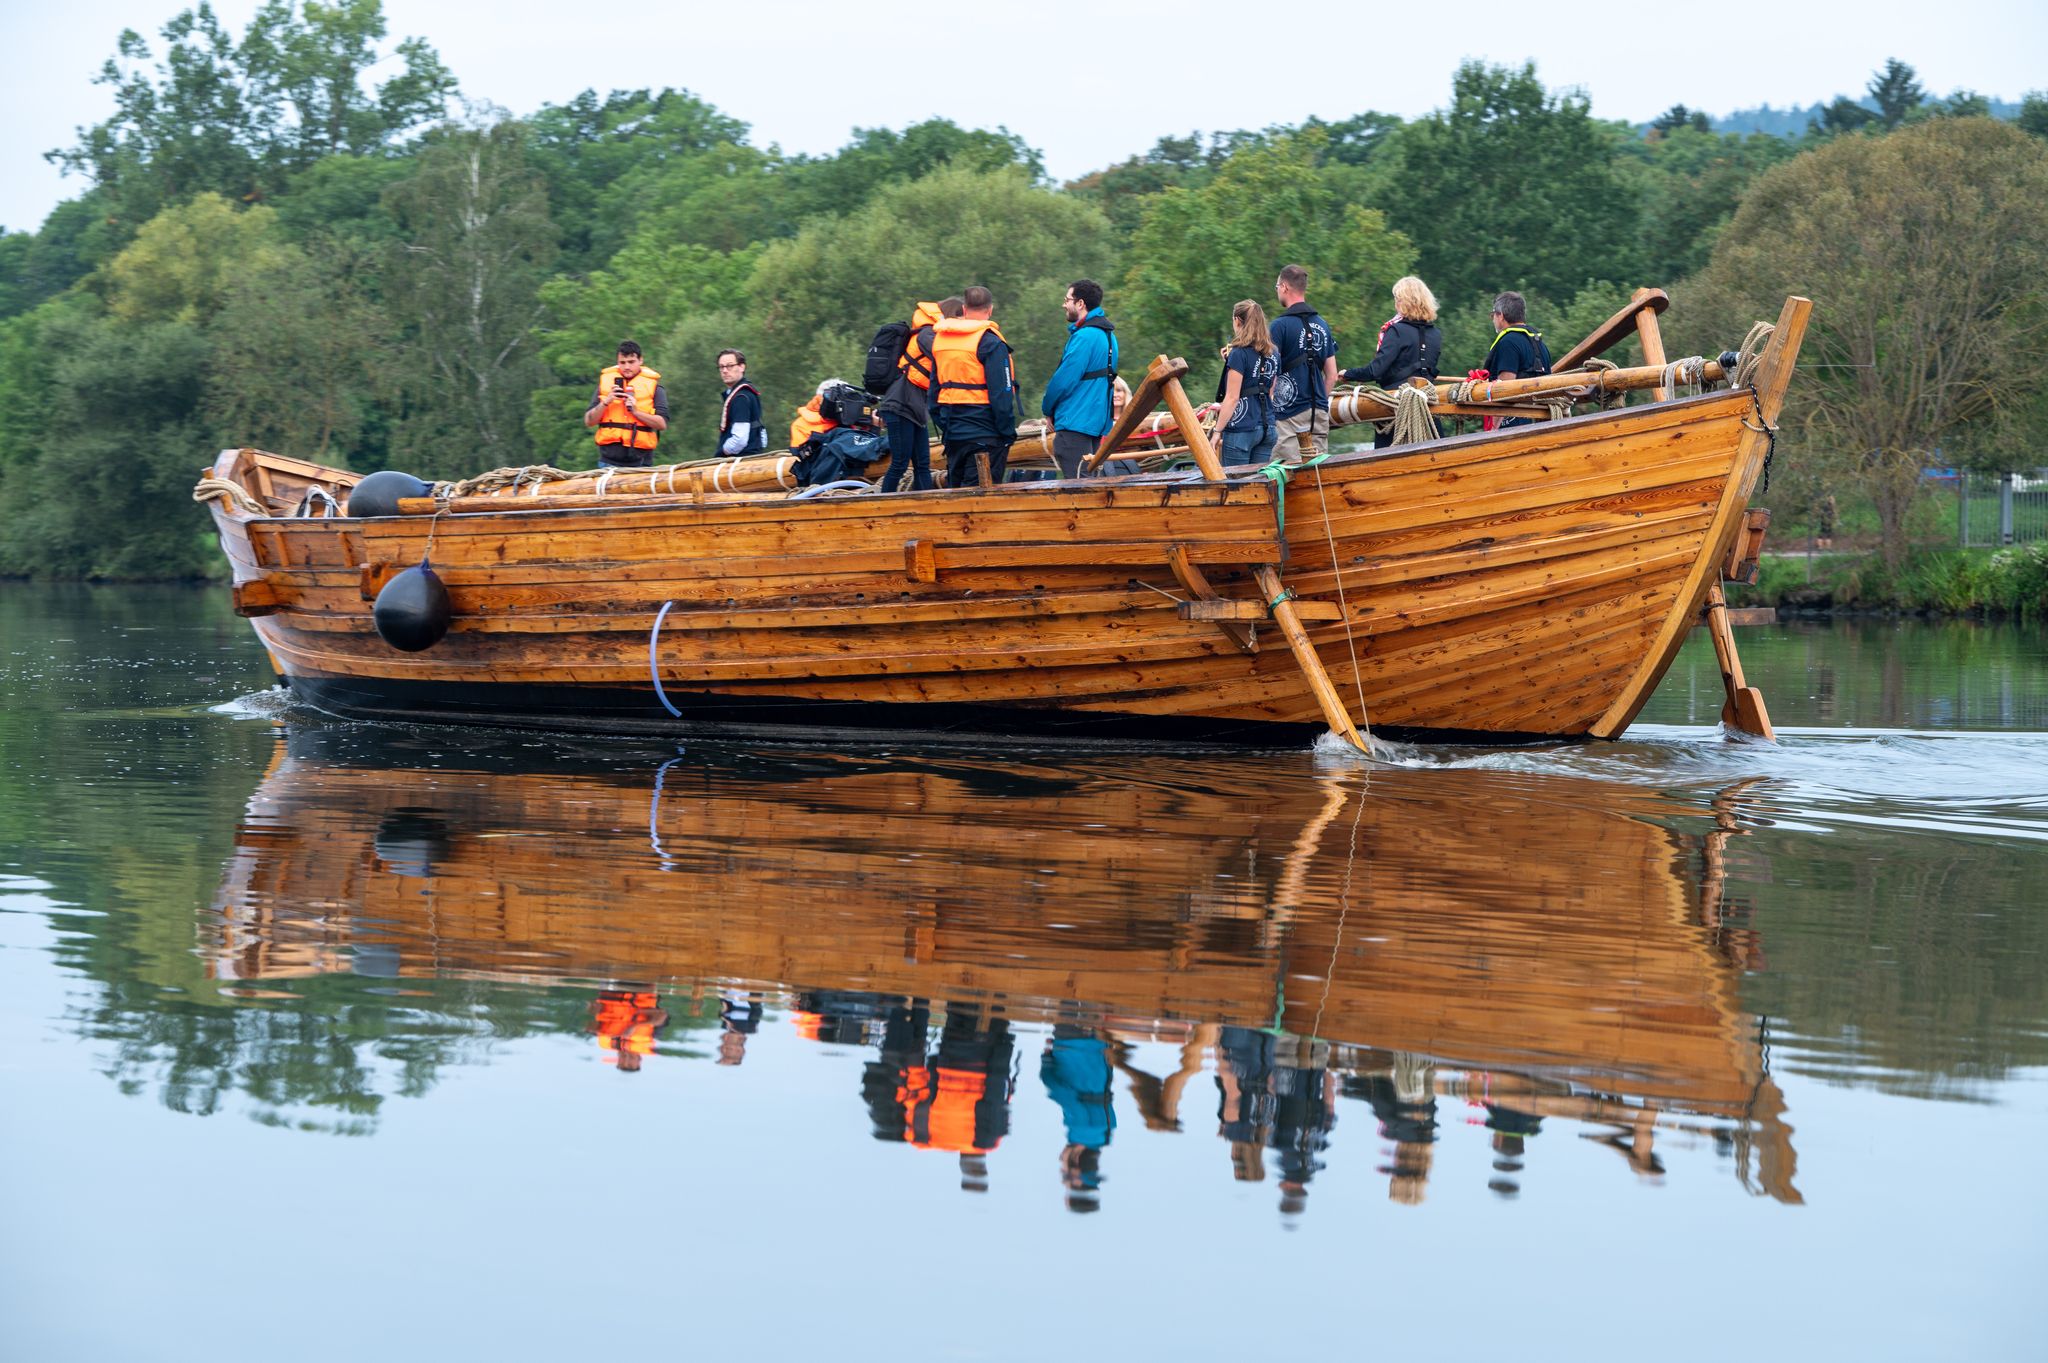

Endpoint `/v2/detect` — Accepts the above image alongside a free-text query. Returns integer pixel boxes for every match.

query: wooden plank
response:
[1180,599,1341,622]
[1723,507,1770,584]
[903,538,936,583]
[359,562,404,601]
[1165,543,1256,653]
[232,579,286,617]
[1554,288,1670,373]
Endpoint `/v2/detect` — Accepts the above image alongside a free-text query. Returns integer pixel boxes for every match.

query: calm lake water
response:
[4,585,2046,1362]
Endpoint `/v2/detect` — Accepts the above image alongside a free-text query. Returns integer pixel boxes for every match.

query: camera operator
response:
[585,340,669,468]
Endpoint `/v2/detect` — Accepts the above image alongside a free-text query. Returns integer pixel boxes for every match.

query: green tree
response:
[1122,134,1414,365]
[2019,92,2048,139]
[1620,125,1796,283]
[93,192,293,325]
[1687,119,2048,564]
[1868,58,1926,129]
[381,123,559,475]
[50,1,454,223]
[1380,62,1641,314]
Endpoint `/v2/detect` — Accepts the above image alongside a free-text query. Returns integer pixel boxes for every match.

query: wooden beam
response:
[1554,288,1670,373]
[231,579,285,617]
[1166,543,1255,653]
[1703,582,1775,740]
[1179,598,1341,622]
[1633,287,1671,402]
[903,538,936,583]
[1086,355,1188,473]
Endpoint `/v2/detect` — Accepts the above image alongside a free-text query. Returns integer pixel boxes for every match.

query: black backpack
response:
[794,425,889,486]
[862,320,916,395]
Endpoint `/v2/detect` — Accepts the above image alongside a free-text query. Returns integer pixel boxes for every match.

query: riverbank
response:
[1729,544,2048,620]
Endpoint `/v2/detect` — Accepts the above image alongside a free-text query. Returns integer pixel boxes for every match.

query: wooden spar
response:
[1554,288,1670,372]
[1163,369,1373,755]
[1703,582,1774,739]
[1086,355,1189,473]
[1633,287,1672,402]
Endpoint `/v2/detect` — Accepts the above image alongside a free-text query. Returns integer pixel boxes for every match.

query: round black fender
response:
[346,470,432,518]
[373,562,452,652]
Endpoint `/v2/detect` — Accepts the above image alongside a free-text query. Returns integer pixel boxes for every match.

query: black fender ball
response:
[373,563,452,652]
[347,470,432,518]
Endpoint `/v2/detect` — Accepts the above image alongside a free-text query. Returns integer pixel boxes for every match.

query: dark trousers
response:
[945,439,1009,488]
[881,413,934,492]
[597,447,654,468]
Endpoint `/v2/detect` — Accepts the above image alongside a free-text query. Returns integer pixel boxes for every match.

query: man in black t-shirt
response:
[715,349,766,456]
[1483,291,1552,430]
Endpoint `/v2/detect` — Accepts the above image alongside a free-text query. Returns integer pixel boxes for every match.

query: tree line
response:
[2,1,2044,576]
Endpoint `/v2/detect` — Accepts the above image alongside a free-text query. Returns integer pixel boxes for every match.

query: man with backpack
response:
[715,349,767,456]
[1040,279,1119,478]
[930,285,1018,488]
[869,297,960,493]
[1483,291,1552,430]
[1269,264,1339,464]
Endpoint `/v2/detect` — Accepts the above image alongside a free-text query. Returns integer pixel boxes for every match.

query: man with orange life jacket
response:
[876,297,961,493]
[932,285,1018,487]
[590,988,669,1072]
[584,340,669,468]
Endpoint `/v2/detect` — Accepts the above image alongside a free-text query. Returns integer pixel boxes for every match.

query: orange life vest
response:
[593,990,663,1063]
[931,317,1013,406]
[594,365,662,451]
[789,395,839,450]
[899,301,945,391]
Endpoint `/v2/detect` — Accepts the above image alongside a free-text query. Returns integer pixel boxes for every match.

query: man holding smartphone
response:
[585,339,669,467]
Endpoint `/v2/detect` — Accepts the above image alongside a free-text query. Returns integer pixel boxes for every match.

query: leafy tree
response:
[49,0,453,223]
[779,120,1045,225]
[2019,93,2048,139]
[1810,97,1878,136]
[1122,133,1414,365]
[269,152,412,244]
[1686,118,2048,564]
[743,165,1114,429]
[1380,62,1641,315]
[381,123,559,475]
[1620,126,1796,283]
[206,235,393,462]
[1651,105,1712,135]
[1868,58,1926,129]
[92,192,293,325]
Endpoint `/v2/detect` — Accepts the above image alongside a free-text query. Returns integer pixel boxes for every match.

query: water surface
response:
[3,586,2045,1361]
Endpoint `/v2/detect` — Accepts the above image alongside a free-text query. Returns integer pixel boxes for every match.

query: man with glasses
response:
[716,349,766,456]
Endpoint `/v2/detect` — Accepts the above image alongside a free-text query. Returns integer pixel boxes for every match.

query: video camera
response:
[818,381,878,430]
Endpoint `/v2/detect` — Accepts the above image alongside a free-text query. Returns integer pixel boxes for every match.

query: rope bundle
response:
[192,477,268,516]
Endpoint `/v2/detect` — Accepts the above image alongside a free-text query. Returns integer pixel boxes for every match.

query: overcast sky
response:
[6,0,2045,234]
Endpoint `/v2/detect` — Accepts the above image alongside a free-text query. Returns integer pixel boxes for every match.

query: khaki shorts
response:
[1274,407,1330,462]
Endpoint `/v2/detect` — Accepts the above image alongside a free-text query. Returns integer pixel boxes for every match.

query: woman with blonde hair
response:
[1340,275,1445,448]
[1213,299,1279,467]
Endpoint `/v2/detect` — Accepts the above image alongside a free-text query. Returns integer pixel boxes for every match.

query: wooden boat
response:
[208,736,1800,1200]
[197,291,1807,747]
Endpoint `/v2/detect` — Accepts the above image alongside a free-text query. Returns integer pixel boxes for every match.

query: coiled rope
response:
[192,477,268,516]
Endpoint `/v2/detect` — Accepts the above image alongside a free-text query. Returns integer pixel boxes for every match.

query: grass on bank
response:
[1730,543,2048,618]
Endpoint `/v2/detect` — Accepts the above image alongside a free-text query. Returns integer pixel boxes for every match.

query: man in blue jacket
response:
[1040,279,1120,478]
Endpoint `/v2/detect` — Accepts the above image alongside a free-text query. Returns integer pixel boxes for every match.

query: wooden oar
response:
[1165,371,1374,756]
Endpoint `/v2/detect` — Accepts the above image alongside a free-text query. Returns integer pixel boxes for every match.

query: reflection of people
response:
[1041,1026,1116,1212]
[1346,1052,1439,1205]
[717,990,763,1067]
[590,988,669,1072]
[1483,1099,1545,1199]
[585,340,669,468]
[1216,1027,1337,1216]
[861,1004,1016,1192]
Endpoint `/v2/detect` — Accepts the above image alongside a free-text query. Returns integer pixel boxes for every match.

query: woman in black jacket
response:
[1339,276,1443,448]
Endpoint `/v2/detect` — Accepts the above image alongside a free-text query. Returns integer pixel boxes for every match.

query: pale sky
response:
[5,0,2045,234]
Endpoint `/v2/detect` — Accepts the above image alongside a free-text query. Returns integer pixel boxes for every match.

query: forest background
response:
[2,0,2045,582]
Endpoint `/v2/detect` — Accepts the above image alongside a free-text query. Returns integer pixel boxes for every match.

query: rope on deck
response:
[192,477,268,516]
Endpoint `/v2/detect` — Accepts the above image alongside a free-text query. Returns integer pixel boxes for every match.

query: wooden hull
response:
[204,385,1772,744]
[206,738,1799,1199]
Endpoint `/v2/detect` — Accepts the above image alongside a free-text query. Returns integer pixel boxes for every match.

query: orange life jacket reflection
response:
[594,366,662,451]
[898,1065,997,1154]
[931,318,1013,406]
[593,989,665,1066]
[900,301,945,392]
[788,395,839,450]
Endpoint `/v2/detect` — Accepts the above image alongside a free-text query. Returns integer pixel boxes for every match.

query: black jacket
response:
[1341,318,1442,389]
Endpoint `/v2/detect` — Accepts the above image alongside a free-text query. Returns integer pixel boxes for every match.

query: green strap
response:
[1254,448,1332,534]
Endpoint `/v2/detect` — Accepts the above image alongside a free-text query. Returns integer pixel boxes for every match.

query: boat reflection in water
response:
[212,727,1799,1209]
